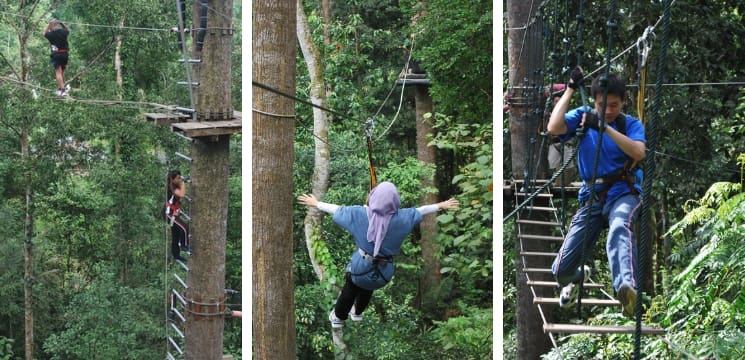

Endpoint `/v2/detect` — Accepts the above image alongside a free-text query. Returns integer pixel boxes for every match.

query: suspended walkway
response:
[507,178,664,348]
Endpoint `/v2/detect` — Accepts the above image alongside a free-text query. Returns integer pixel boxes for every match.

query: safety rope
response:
[366,118,377,190]
[636,26,654,123]
[635,0,671,358]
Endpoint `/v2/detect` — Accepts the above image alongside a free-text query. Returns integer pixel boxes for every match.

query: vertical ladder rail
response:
[175,0,197,121]
[514,183,561,351]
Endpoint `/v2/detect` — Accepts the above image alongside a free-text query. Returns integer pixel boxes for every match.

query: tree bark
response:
[183,1,234,359]
[414,86,441,314]
[115,17,124,100]
[507,2,553,359]
[253,0,298,359]
[321,0,332,45]
[297,0,331,283]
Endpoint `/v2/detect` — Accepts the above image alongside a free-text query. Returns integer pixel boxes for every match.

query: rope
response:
[252,81,363,124]
[636,26,653,123]
[376,32,422,141]
[0,10,172,31]
[635,0,671,358]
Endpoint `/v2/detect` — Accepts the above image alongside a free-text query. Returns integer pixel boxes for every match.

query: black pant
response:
[168,216,188,259]
[334,272,374,320]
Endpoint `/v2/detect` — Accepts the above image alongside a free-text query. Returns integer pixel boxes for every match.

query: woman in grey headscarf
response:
[298,182,458,329]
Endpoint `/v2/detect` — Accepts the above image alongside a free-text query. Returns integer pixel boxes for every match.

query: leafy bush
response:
[432,305,493,359]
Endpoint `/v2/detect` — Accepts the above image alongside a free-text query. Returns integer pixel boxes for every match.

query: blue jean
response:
[551,193,641,292]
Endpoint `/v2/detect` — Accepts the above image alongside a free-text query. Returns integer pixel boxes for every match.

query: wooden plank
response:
[522,267,553,273]
[526,280,604,289]
[517,219,561,226]
[144,112,190,126]
[520,251,559,257]
[518,234,564,242]
[171,119,242,137]
[514,192,553,198]
[544,323,665,335]
[523,206,557,212]
[396,78,430,86]
[534,297,620,306]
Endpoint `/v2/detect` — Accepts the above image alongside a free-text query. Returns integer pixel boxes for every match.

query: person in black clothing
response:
[43,20,70,96]
[166,170,190,262]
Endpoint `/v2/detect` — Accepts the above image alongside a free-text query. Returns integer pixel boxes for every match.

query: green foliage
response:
[43,264,162,360]
[432,305,492,359]
[0,337,14,360]
[430,113,492,298]
[378,157,437,206]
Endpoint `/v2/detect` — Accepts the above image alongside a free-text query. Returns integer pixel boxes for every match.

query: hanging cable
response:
[636,26,654,123]
[636,0,671,358]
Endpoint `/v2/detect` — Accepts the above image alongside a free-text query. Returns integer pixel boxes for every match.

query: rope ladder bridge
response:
[505,177,664,355]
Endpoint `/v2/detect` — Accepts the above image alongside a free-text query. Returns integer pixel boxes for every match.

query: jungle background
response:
[286,0,493,359]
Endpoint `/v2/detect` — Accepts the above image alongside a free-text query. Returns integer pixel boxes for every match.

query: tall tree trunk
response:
[183,1,234,359]
[22,127,33,360]
[253,0,298,359]
[115,17,124,100]
[321,0,332,45]
[297,0,331,283]
[414,86,441,314]
[17,4,35,358]
[507,2,552,359]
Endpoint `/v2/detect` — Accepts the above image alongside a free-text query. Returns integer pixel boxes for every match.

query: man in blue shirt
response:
[546,68,646,317]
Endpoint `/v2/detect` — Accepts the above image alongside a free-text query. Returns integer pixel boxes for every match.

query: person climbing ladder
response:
[43,20,70,97]
[166,170,190,262]
[298,182,459,328]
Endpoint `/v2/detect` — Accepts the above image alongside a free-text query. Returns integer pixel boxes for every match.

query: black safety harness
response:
[590,114,640,202]
[352,248,394,283]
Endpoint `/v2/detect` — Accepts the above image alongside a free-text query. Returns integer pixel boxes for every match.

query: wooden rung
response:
[517,219,561,226]
[543,323,665,335]
[522,267,553,273]
[523,206,557,212]
[511,179,551,184]
[526,280,605,289]
[514,192,553,198]
[518,234,564,242]
[520,251,559,257]
[534,297,620,306]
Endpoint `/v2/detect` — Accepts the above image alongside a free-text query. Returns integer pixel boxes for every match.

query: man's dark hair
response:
[591,73,626,100]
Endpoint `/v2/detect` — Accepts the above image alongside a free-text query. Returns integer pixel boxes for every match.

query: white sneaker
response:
[558,265,591,308]
[329,310,344,329]
[559,283,577,307]
[349,305,363,321]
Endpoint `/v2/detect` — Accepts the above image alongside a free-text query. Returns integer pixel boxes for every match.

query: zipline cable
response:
[636,0,671,358]
[252,80,364,124]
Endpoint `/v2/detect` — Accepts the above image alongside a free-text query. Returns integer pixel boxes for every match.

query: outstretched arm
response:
[417,198,459,216]
[298,194,339,214]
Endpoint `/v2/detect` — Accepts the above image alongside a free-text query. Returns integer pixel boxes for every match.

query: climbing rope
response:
[635,0,671,358]
[636,26,654,123]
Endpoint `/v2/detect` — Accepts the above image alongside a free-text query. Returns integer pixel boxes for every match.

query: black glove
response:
[568,67,584,89]
[582,111,603,131]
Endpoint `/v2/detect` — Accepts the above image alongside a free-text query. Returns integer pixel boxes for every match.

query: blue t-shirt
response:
[332,206,422,290]
[559,106,646,203]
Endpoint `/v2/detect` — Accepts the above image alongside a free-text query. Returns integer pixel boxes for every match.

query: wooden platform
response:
[395,72,430,86]
[144,112,191,125]
[544,323,665,335]
[145,111,242,137]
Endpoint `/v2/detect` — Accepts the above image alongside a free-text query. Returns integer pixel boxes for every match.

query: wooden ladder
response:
[511,179,665,342]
